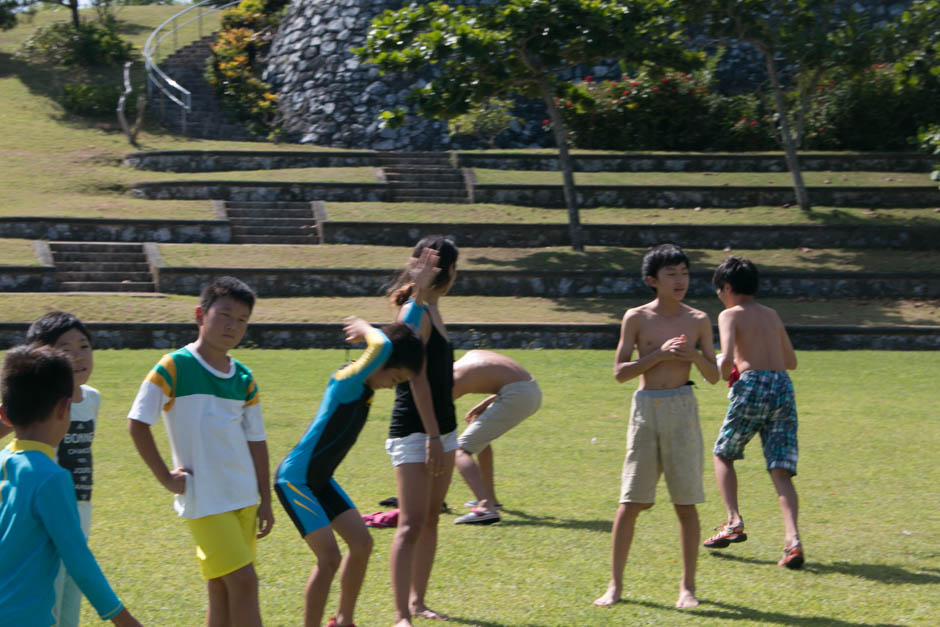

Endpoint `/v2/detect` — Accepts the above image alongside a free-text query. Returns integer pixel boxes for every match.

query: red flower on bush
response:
[584,75,593,83]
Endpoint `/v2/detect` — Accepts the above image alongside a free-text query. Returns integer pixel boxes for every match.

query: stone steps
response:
[150,33,256,141]
[220,200,326,244]
[377,151,469,203]
[49,242,155,292]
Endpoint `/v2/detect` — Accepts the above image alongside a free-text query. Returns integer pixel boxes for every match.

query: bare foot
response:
[592,583,621,607]
[411,604,449,621]
[392,619,413,627]
[676,589,699,609]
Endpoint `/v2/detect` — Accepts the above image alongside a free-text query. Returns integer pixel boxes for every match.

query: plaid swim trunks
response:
[712,370,798,474]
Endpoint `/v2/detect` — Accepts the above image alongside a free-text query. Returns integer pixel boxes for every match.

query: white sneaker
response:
[454,508,501,525]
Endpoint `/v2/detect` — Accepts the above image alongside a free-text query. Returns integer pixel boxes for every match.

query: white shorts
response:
[458,379,541,454]
[386,430,458,466]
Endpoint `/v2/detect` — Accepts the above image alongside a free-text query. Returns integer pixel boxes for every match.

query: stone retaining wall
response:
[129,181,388,202]
[0,322,936,350]
[3,219,933,250]
[128,180,937,208]
[472,184,940,209]
[0,217,230,243]
[0,266,57,291]
[456,152,935,173]
[124,150,934,173]
[124,150,380,172]
[325,221,939,250]
[153,267,939,299]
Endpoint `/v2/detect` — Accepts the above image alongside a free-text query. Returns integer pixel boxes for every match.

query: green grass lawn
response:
[1,349,933,625]
[0,293,937,326]
[154,243,940,274]
[325,203,940,226]
[474,169,939,187]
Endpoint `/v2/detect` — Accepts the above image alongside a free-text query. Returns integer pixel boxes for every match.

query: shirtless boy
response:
[704,256,803,569]
[594,243,719,610]
[450,350,542,525]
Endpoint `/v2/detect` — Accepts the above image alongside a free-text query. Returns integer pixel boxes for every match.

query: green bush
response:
[802,64,940,151]
[448,98,521,147]
[556,69,776,152]
[206,0,284,137]
[16,20,135,68]
[61,82,121,117]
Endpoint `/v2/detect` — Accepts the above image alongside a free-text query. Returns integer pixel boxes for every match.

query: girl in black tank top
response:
[389,323,456,438]
[385,235,458,624]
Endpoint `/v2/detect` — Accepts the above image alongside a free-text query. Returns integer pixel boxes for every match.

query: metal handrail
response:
[143,0,240,134]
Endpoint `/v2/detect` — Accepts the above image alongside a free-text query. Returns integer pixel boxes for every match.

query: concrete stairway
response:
[152,34,257,141]
[50,243,154,292]
[377,152,469,203]
[222,201,327,244]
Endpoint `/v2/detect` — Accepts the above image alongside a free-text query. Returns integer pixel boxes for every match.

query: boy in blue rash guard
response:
[0,345,141,627]
[275,248,437,627]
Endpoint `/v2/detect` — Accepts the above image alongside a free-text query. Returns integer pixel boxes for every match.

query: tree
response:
[356,0,697,251]
[448,98,521,148]
[679,0,888,212]
[2,0,81,30]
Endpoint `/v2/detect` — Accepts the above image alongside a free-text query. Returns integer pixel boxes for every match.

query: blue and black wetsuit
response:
[276,307,424,537]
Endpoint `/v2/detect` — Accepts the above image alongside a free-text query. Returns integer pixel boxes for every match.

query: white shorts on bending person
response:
[458,378,542,455]
[386,430,459,466]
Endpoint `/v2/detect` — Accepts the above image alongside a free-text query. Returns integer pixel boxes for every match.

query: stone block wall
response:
[0,322,937,351]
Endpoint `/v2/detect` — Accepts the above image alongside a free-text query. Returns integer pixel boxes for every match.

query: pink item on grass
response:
[362,509,399,527]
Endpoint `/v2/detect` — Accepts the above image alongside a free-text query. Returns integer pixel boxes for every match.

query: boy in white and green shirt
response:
[128,276,272,627]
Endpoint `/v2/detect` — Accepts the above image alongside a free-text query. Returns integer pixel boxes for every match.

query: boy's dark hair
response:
[713,256,760,295]
[388,235,460,306]
[26,311,92,347]
[641,244,690,292]
[381,322,424,374]
[1,345,74,427]
[200,276,257,314]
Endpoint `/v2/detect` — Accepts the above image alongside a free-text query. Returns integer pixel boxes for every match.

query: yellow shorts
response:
[186,505,258,580]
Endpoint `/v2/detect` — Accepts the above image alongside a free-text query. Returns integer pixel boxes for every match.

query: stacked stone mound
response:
[263,0,560,150]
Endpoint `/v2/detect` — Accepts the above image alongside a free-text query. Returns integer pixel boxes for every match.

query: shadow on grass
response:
[498,508,611,533]
[708,552,940,585]
[608,597,895,626]
[0,50,199,148]
[805,207,938,227]
[448,616,552,627]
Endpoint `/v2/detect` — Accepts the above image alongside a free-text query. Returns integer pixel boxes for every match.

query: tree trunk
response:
[67,0,80,28]
[765,53,811,211]
[539,78,583,251]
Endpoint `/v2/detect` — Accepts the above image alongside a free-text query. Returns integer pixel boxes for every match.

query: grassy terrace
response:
[3,241,937,273]
[325,204,940,225]
[0,293,936,326]
[154,244,940,273]
[474,169,936,187]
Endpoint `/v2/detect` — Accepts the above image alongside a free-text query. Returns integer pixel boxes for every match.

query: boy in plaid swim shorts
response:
[706,257,804,569]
